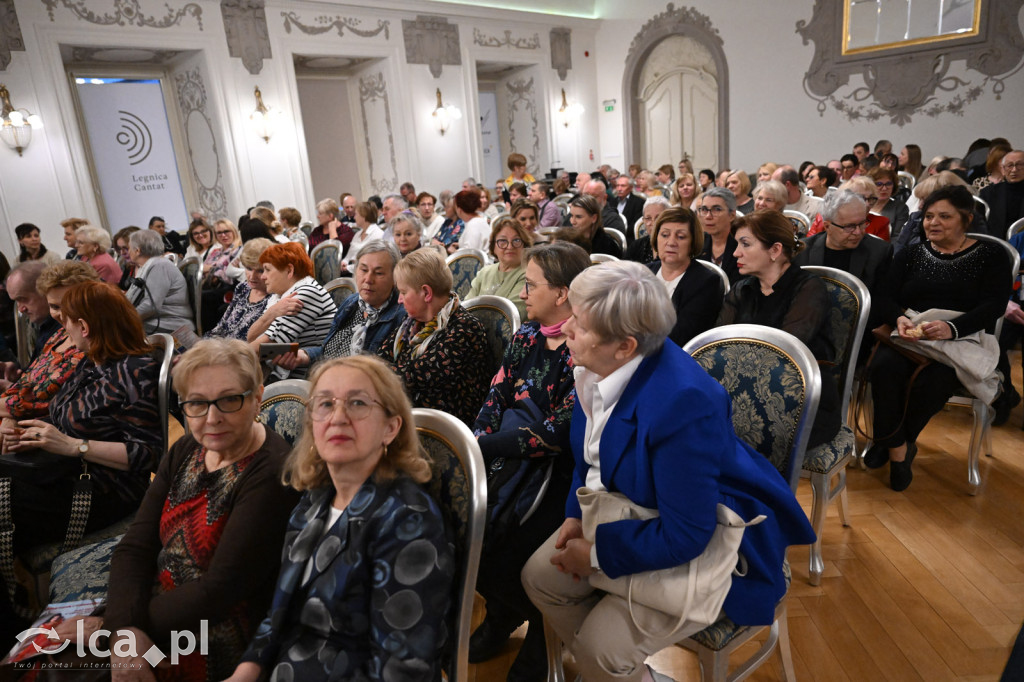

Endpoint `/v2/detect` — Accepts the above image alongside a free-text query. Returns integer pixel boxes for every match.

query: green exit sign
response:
[604,105,614,112]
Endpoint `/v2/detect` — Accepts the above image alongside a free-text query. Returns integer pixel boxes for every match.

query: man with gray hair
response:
[794,189,891,329]
[379,194,408,240]
[773,165,823,219]
[613,175,645,243]
[462,177,478,191]
[3,261,59,367]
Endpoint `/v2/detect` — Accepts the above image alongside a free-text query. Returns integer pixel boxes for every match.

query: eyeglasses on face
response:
[495,238,524,249]
[308,394,383,422]
[697,205,727,215]
[180,390,252,418]
[875,181,894,188]
[830,220,869,232]
[214,230,233,236]
[523,279,555,295]
[1004,161,1024,171]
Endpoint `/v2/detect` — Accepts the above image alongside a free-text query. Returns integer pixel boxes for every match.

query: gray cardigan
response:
[127,256,195,334]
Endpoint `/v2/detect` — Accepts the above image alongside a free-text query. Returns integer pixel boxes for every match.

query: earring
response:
[254,413,263,423]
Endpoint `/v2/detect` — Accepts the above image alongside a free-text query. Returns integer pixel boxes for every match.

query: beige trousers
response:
[522,529,706,682]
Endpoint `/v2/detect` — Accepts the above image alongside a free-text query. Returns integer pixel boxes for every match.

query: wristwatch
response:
[78,439,89,460]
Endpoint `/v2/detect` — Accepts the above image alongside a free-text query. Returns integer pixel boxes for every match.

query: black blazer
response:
[697,234,742,284]
[614,194,646,242]
[647,260,724,346]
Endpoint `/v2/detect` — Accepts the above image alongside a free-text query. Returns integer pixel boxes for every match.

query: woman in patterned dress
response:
[228,355,453,682]
[469,242,591,681]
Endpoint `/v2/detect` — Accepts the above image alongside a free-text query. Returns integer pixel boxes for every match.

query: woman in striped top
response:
[247,242,337,379]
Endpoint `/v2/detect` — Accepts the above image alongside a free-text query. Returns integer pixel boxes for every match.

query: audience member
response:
[345,201,384,269]
[467,215,532,320]
[806,165,837,198]
[697,187,741,283]
[206,238,274,341]
[148,215,187,257]
[530,181,561,227]
[15,223,61,266]
[624,196,670,264]
[568,194,622,258]
[455,188,490,253]
[184,217,214,261]
[753,179,789,213]
[60,217,89,260]
[900,143,925,179]
[980,149,1024,237]
[73,225,121,284]
[775,165,823,218]
[839,153,860,181]
[125,229,195,337]
[613,175,645,242]
[511,199,541,235]
[391,211,425,258]
[869,167,910,238]
[308,198,353,252]
[5,261,61,360]
[113,225,141,290]
[416,191,444,241]
[726,170,754,214]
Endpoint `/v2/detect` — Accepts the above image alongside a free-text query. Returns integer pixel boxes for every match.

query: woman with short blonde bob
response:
[726,169,754,214]
[523,262,814,682]
[230,355,453,682]
[467,215,533,319]
[752,179,789,213]
[73,225,121,284]
[379,248,491,425]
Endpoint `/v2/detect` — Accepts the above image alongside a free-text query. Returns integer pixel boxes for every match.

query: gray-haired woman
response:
[125,229,195,337]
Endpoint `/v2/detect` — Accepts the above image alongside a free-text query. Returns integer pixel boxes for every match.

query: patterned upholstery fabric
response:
[312,242,341,285]
[23,514,135,574]
[691,560,792,651]
[260,395,306,446]
[179,258,201,321]
[448,255,482,299]
[326,280,357,307]
[818,277,860,395]
[466,304,517,374]
[692,341,806,479]
[49,535,122,604]
[803,424,855,474]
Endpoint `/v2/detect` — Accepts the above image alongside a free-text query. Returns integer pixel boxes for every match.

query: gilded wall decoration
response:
[221,0,271,75]
[42,0,203,29]
[281,11,389,39]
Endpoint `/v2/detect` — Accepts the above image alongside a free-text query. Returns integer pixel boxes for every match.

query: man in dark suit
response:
[794,189,892,330]
[980,149,1024,238]
[611,175,645,243]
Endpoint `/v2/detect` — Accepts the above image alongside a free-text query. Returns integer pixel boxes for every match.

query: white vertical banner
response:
[76,81,189,232]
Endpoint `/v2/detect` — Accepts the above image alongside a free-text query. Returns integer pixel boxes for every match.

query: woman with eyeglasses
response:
[113,225,141,290]
[868,167,910,239]
[227,355,453,682]
[717,210,841,449]
[467,215,533,320]
[184,217,214,262]
[470,242,590,681]
[42,339,300,679]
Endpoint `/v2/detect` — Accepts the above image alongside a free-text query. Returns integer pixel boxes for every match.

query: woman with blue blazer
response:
[522,262,814,682]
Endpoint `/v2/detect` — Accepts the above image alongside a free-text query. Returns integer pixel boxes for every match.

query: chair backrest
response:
[413,408,486,682]
[968,232,1020,339]
[146,333,175,463]
[603,227,627,252]
[682,324,822,492]
[590,253,619,264]
[634,216,646,240]
[897,170,916,191]
[259,379,311,446]
[14,310,33,368]
[463,295,521,373]
[310,239,343,285]
[783,209,811,237]
[552,193,574,210]
[801,266,871,420]
[178,256,203,335]
[973,195,991,220]
[324,276,358,307]
[695,259,730,299]
[445,248,486,299]
[1007,217,1024,241]
[299,221,314,238]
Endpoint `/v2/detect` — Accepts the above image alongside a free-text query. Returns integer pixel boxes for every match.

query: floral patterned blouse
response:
[473,321,576,476]
[48,354,162,506]
[203,245,242,285]
[435,218,465,248]
[206,282,271,341]
[1,328,85,419]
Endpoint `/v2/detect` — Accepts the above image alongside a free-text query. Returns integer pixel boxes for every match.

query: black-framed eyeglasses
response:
[495,238,524,249]
[308,394,383,422]
[523,279,555,295]
[180,390,252,418]
[830,220,869,232]
[697,205,727,215]
[214,230,233,236]
[875,181,894,188]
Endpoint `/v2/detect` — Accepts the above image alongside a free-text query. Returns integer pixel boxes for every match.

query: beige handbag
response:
[578,487,765,638]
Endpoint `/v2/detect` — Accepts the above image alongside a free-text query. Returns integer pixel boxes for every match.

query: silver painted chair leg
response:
[808,472,828,586]
[544,618,566,682]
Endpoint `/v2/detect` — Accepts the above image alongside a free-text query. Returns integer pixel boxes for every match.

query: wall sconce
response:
[556,88,584,128]
[0,84,43,156]
[248,86,279,143]
[431,88,462,136]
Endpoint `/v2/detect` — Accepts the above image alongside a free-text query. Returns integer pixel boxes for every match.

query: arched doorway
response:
[622,4,729,170]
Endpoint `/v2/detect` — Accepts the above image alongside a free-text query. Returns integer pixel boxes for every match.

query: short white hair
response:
[568,261,675,356]
[75,225,112,251]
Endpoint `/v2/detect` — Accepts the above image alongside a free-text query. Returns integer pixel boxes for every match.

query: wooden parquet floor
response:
[470,354,1024,681]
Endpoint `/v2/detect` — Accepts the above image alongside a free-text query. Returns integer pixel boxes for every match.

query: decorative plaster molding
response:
[174,67,227,219]
[66,46,181,63]
[0,0,26,71]
[42,0,203,29]
[622,4,728,168]
[505,77,539,171]
[402,15,459,78]
[796,0,1024,125]
[549,27,571,81]
[473,28,539,50]
[221,0,271,75]
[281,11,389,39]
[358,71,397,194]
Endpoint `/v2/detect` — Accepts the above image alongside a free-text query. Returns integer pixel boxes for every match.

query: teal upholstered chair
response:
[49,534,124,604]
[178,256,203,335]
[445,248,486,299]
[799,267,870,585]
[414,408,486,682]
[259,379,311,446]
[310,239,343,285]
[324,276,357,307]
[463,294,521,376]
[542,325,821,682]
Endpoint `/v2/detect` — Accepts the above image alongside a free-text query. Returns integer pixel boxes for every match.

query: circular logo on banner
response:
[116,110,153,166]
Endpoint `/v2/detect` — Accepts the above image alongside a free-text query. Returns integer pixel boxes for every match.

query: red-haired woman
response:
[247,242,337,379]
[0,281,162,637]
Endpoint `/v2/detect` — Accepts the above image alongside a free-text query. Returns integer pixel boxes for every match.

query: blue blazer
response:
[566,342,815,626]
[241,476,454,681]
